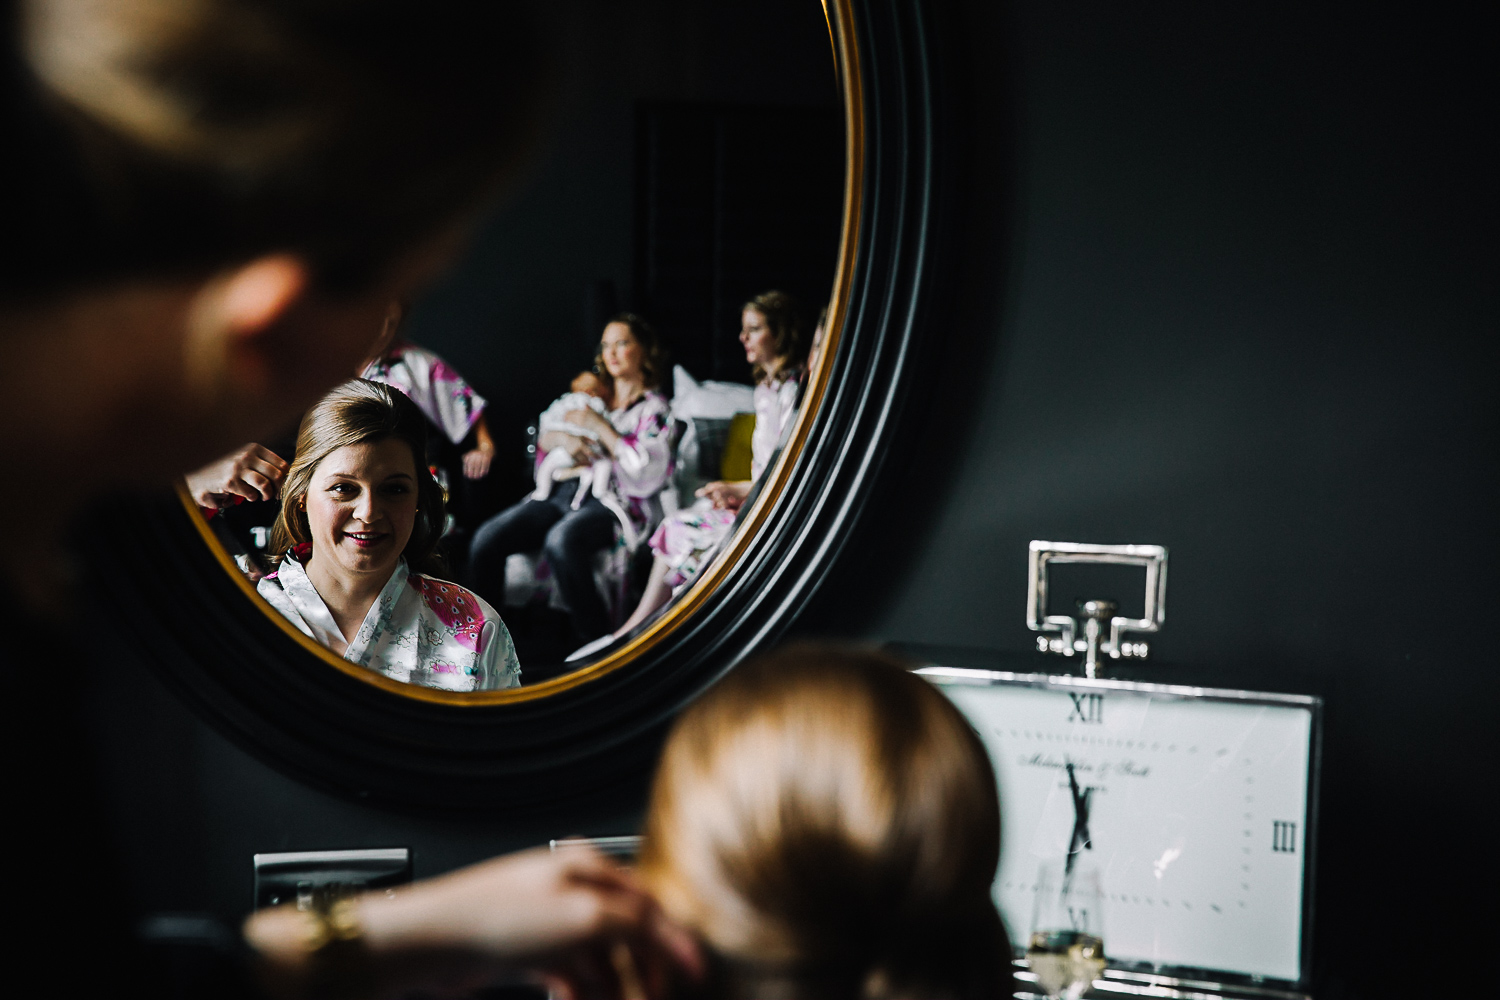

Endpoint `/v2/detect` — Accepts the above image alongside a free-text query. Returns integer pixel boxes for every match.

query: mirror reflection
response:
[184,0,845,691]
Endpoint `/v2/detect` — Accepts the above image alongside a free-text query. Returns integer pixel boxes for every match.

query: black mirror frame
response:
[87,0,946,814]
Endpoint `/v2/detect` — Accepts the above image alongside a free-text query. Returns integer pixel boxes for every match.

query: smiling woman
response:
[258,380,520,690]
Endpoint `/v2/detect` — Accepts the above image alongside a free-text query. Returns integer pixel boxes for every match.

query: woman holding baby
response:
[468,314,673,643]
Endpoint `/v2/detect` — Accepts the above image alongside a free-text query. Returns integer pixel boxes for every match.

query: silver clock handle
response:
[1027,540,1168,676]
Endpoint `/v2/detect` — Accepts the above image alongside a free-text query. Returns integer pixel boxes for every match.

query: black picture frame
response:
[82,0,947,814]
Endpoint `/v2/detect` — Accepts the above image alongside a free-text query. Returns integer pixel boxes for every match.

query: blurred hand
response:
[696,480,751,512]
[246,845,702,1000]
[185,443,288,508]
[462,444,494,480]
[563,409,612,438]
[538,431,603,467]
[563,435,601,465]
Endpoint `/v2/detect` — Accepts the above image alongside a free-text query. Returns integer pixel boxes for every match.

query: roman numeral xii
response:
[1068,692,1104,724]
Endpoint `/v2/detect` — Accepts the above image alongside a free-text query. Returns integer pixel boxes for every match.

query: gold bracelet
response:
[299,888,374,1000]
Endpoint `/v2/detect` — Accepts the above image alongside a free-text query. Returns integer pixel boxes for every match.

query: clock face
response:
[926,670,1316,986]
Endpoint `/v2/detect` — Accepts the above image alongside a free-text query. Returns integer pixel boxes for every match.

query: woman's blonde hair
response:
[640,644,1013,1000]
[269,379,446,573]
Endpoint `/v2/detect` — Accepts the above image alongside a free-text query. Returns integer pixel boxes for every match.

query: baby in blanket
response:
[532,372,616,508]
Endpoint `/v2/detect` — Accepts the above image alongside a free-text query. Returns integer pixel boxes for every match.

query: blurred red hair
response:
[640,644,1014,1000]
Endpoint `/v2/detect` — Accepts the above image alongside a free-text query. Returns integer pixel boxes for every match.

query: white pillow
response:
[670,365,754,421]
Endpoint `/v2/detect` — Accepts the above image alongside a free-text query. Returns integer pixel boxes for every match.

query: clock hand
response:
[1066,761,1094,875]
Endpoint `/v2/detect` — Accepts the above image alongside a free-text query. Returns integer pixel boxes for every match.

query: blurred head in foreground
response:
[1,1,554,533]
[640,644,1014,1000]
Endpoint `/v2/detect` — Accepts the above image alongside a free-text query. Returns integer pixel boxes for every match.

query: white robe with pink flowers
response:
[362,340,486,446]
[648,376,800,589]
[258,556,520,691]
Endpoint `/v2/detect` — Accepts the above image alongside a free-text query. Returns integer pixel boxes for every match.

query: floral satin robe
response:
[362,340,485,446]
[649,375,800,589]
[258,556,521,691]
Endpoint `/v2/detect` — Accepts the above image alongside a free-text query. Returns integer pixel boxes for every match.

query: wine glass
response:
[1026,860,1107,999]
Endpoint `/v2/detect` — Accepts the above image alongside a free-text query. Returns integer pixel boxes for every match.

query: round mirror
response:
[185,0,850,696]
[90,0,942,810]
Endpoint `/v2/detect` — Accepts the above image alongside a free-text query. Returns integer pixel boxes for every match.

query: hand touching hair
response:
[639,644,1015,1000]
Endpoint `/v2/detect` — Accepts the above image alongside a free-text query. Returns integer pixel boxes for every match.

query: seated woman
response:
[258,380,520,691]
[612,291,810,639]
[467,314,672,643]
[638,644,1015,1000]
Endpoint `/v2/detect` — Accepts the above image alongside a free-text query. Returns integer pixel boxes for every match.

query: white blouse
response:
[258,556,521,692]
[751,376,801,481]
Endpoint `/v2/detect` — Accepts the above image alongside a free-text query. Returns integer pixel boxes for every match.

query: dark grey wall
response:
[401,0,838,498]
[805,1,1491,995]
[86,1,1489,996]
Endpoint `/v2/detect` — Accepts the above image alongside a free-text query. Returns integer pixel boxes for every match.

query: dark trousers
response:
[468,480,618,641]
